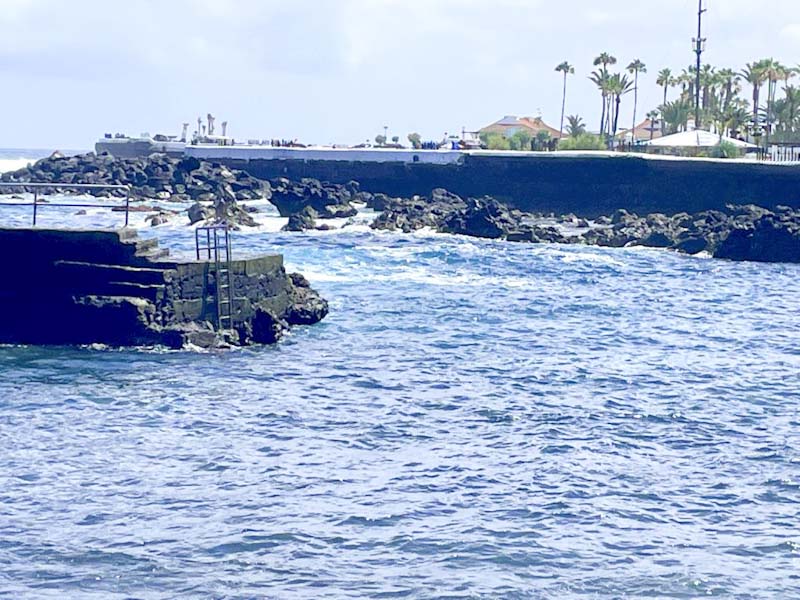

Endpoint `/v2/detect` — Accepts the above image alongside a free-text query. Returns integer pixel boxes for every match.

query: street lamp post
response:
[692,0,706,129]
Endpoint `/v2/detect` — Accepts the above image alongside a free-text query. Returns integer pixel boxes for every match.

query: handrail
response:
[0,182,133,227]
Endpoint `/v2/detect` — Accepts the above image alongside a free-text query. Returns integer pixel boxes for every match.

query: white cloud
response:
[1,0,799,148]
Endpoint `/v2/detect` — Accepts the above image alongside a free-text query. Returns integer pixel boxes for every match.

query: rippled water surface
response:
[2,213,800,598]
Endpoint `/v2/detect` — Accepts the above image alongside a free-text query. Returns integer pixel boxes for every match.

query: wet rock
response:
[611,208,635,225]
[251,306,289,344]
[283,206,318,232]
[673,236,709,255]
[147,213,170,227]
[285,273,330,325]
[370,188,467,232]
[268,177,357,218]
[440,196,520,239]
[714,216,800,262]
[368,193,394,211]
[188,203,212,225]
[0,152,267,206]
[638,230,674,248]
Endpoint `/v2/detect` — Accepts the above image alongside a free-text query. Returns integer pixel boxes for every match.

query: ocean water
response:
[1,155,800,598]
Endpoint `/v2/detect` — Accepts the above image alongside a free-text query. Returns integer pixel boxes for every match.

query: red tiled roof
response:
[616,118,664,141]
[480,116,565,139]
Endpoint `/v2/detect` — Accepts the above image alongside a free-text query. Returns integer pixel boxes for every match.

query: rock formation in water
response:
[364,188,800,263]
[4,154,798,263]
[269,177,360,219]
[1,152,267,229]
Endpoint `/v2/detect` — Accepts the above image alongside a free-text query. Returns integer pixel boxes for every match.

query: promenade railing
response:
[0,183,133,227]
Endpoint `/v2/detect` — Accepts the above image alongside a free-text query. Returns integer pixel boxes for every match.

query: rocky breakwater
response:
[362,188,800,264]
[269,177,369,232]
[370,189,570,244]
[1,152,267,229]
[0,228,328,348]
[580,204,800,262]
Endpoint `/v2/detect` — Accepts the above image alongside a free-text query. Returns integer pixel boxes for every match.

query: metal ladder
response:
[195,224,233,330]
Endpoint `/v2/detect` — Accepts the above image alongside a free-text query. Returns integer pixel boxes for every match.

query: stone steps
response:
[105,282,166,303]
[54,260,176,285]
[0,226,326,347]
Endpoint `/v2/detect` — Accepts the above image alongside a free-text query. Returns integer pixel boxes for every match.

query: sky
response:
[1,0,798,150]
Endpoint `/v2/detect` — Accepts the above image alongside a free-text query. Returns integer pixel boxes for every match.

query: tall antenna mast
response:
[693,0,707,128]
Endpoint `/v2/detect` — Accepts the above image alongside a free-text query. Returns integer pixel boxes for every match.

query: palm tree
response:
[555,61,575,137]
[656,68,673,106]
[646,110,660,140]
[594,52,617,71]
[590,69,611,135]
[762,59,789,144]
[627,59,647,144]
[660,98,692,134]
[679,66,697,103]
[717,68,740,111]
[774,85,800,136]
[741,61,767,130]
[593,53,617,133]
[699,64,716,113]
[565,115,586,137]
[608,73,633,139]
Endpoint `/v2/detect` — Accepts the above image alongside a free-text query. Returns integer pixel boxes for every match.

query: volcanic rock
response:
[283,206,319,232]
[268,177,358,218]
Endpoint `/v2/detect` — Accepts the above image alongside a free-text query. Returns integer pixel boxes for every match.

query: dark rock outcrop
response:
[285,273,330,325]
[714,215,800,262]
[282,206,318,232]
[365,185,800,263]
[574,204,800,262]
[440,196,520,239]
[1,152,268,203]
[269,177,358,218]
[1,152,268,229]
[370,188,467,232]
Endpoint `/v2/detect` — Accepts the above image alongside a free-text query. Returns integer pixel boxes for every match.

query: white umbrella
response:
[644,129,756,148]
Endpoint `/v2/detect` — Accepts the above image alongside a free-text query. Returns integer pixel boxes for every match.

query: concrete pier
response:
[0,228,327,347]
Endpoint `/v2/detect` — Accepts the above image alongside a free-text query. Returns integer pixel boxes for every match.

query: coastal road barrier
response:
[0,182,133,227]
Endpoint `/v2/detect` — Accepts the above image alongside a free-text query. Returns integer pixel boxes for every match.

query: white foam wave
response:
[299,264,538,290]
[0,158,38,174]
[557,250,625,267]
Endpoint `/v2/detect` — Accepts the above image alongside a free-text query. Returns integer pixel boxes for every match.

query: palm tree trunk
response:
[766,80,775,147]
[559,73,567,137]
[753,87,760,124]
[600,93,606,135]
[631,71,639,146]
[613,96,621,138]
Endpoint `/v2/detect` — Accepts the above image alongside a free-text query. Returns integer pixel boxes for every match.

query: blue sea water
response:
[0,148,799,598]
[1,220,799,599]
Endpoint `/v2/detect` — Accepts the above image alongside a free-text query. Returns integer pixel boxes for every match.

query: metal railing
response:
[0,182,133,226]
[759,146,800,163]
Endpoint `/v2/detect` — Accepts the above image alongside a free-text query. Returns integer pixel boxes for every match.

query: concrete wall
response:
[187,145,465,165]
[217,153,800,217]
[0,228,293,346]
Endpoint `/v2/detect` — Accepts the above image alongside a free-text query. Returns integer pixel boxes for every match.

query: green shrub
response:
[509,130,532,151]
[556,133,606,151]
[708,140,742,159]
[480,132,511,150]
